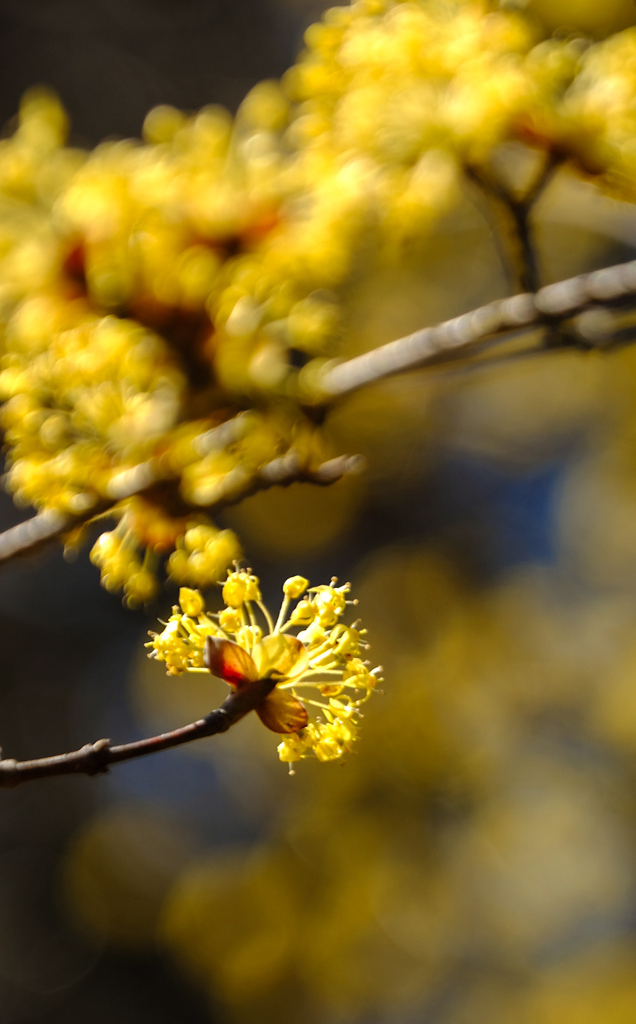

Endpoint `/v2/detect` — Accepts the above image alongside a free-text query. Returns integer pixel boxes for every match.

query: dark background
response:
[0,0,324,145]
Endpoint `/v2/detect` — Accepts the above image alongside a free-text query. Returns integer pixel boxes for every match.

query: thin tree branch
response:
[0,507,89,563]
[0,413,256,564]
[0,674,278,788]
[2,257,636,566]
[466,156,559,294]
[318,257,636,398]
[506,199,541,295]
[0,446,362,566]
[194,451,365,510]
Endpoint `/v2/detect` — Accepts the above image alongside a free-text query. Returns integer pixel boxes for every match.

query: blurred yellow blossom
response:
[4,3,636,604]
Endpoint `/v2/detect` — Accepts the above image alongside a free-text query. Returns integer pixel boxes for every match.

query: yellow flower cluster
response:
[2,2,636,601]
[222,0,540,374]
[0,88,327,601]
[560,28,636,196]
[147,570,381,765]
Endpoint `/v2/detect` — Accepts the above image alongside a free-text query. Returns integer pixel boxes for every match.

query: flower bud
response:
[333,626,361,656]
[297,619,325,645]
[222,574,247,607]
[125,569,160,606]
[236,624,263,649]
[184,525,217,552]
[166,549,189,582]
[244,575,261,602]
[314,586,347,616]
[283,575,309,599]
[318,604,338,628]
[89,531,118,566]
[290,599,316,625]
[179,587,205,617]
[219,607,243,632]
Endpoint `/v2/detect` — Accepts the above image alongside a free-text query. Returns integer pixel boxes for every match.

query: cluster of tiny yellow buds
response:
[148,587,222,674]
[167,525,242,589]
[277,700,359,766]
[87,512,241,605]
[89,526,158,605]
[146,570,382,765]
[286,578,354,631]
[310,580,350,623]
[0,85,326,603]
[557,31,636,198]
[221,569,262,607]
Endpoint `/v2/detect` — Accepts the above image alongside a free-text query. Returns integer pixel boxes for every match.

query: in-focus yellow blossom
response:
[147,571,381,766]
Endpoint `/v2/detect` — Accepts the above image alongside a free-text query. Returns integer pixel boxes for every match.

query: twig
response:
[2,257,636,566]
[0,674,278,788]
[0,507,88,563]
[198,451,365,509]
[0,414,256,565]
[318,257,636,398]
[0,450,362,567]
[466,157,559,294]
[505,198,541,295]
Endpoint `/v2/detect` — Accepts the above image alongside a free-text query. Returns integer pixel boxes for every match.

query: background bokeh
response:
[4,1,636,1022]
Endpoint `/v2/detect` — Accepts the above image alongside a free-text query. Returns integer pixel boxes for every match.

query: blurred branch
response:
[319,257,636,398]
[466,156,559,294]
[1,256,636,566]
[0,444,362,567]
[0,675,278,788]
[0,506,90,563]
[0,413,261,563]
